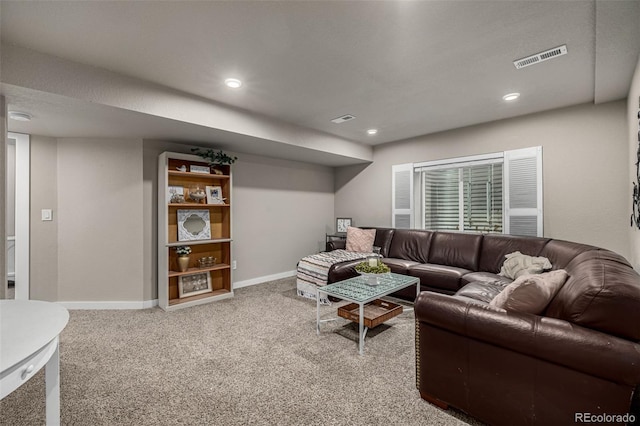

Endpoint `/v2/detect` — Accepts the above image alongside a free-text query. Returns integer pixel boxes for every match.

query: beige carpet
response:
[0,278,480,425]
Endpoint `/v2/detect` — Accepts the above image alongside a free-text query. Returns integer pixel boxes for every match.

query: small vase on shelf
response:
[175,245,192,272]
[177,256,190,272]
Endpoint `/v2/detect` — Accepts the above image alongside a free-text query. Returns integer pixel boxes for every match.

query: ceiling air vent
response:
[331,114,356,124]
[513,45,567,69]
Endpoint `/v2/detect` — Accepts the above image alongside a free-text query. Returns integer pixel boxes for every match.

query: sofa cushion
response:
[428,232,483,270]
[327,259,364,284]
[345,227,375,252]
[478,234,550,273]
[408,263,471,292]
[461,272,512,287]
[382,258,421,274]
[387,229,433,263]
[539,239,599,269]
[545,256,640,341]
[365,228,395,257]
[499,251,552,279]
[490,270,569,314]
[455,281,508,304]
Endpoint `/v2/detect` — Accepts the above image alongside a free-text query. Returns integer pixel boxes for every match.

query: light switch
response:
[41,209,53,221]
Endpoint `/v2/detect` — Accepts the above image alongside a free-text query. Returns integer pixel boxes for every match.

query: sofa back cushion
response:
[365,228,395,258]
[545,254,640,341]
[478,234,550,273]
[429,232,483,271]
[539,239,599,270]
[387,229,433,263]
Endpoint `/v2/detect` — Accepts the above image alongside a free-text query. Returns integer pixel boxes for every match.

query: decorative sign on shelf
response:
[631,99,640,229]
[177,209,211,241]
[190,165,211,174]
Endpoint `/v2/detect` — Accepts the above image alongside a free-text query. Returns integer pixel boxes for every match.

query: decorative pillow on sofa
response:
[489,269,569,315]
[499,251,552,279]
[345,227,375,253]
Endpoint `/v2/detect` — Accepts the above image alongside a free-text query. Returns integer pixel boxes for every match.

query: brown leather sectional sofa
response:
[326,228,640,425]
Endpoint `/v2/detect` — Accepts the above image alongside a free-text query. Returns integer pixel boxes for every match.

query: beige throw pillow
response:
[499,251,552,279]
[489,269,569,314]
[345,227,375,253]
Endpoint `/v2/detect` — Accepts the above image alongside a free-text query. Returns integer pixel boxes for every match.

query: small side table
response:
[0,300,69,425]
[325,233,347,244]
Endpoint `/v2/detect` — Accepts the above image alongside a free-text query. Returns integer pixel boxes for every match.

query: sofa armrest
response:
[415,291,640,386]
[326,239,346,251]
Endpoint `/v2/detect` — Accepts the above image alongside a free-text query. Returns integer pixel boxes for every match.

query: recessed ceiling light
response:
[367,129,378,135]
[8,111,32,121]
[502,93,520,101]
[224,78,242,89]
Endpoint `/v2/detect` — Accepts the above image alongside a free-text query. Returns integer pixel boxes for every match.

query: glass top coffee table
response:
[316,273,419,355]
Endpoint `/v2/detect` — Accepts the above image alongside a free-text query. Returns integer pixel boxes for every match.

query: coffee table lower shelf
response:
[337,299,403,328]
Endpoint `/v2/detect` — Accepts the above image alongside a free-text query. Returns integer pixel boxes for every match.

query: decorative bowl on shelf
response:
[188,186,206,203]
[197,257,216,268]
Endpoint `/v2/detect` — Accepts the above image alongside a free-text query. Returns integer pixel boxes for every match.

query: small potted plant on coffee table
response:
[355,259,390,286]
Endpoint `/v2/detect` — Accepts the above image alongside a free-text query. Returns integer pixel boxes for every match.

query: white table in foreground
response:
[0,300,70,425]
[316,273,419,355]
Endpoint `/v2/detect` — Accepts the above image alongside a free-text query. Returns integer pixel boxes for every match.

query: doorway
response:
[6,132,29,300]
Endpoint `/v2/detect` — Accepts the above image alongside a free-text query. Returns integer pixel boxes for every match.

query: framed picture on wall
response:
[178,272,212,298]
[336,217,352,234]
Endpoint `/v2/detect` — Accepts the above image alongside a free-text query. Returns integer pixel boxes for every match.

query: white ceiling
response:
[1,1,639,165]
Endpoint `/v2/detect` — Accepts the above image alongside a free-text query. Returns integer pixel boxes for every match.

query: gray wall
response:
[27,137,333,303]
[28,137,145,302]
[30,136,58,301]
[231,152,334,280]
[336,100,630,260]
[56,138,144,302]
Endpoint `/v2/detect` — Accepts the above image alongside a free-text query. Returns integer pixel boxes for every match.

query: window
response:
[392,147,542,236]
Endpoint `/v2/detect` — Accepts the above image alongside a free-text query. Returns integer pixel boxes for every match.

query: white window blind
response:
[422,162,503,232]
[463,163,503,233]
[423,168,460,230]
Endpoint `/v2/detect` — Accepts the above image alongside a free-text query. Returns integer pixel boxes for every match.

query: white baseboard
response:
[233,270,296,289]
[59,299,158,310]
[57,271,297,310]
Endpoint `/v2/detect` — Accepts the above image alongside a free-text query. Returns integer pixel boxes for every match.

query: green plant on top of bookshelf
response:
[191,148,238,165]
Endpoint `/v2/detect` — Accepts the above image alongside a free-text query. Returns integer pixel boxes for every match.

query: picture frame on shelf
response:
[177,209,211,241]
[178,272,212,298]
[206,185,225,204]
[336,217,352,234]
[167,186,184,203]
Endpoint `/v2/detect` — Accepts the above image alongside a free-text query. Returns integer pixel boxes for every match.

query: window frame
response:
[392,147,543,236]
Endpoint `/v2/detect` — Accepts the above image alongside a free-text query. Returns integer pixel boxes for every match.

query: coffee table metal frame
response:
[316,273,419,355]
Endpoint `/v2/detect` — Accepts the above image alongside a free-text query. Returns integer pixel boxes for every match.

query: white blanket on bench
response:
[296,249,373,304]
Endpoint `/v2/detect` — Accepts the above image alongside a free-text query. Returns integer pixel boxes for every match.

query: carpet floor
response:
[0,278,480,425]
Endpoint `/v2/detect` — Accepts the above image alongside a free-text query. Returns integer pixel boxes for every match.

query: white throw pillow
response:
[499,251,552,279]
[490,269,569,315]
